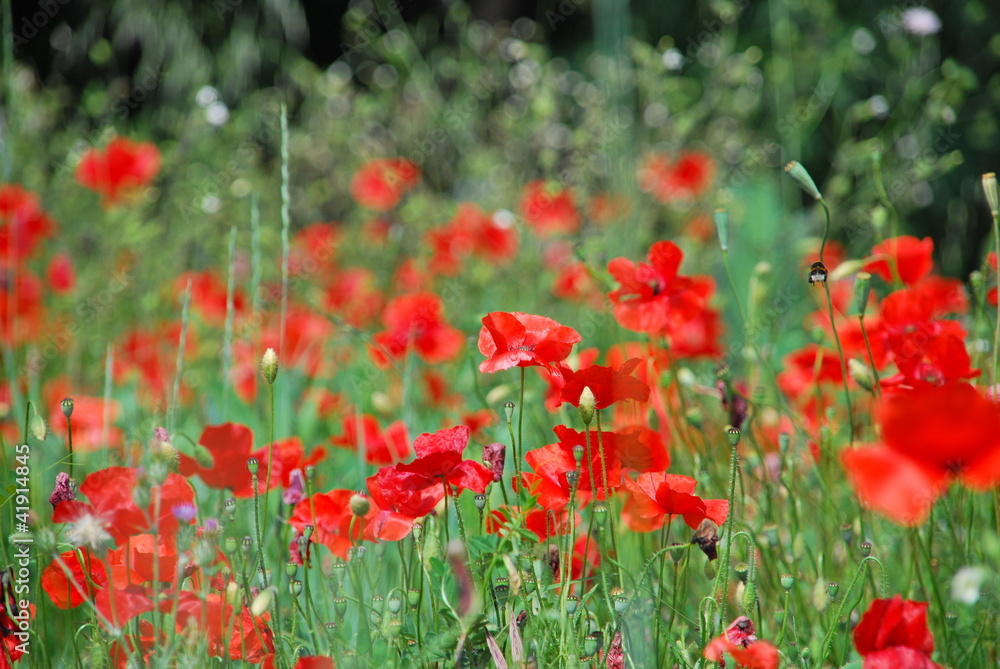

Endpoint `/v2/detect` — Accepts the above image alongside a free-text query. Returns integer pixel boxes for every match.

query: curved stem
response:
[819,200,855,445]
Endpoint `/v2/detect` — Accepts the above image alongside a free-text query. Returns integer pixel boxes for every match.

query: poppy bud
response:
[983,172,999,216]
[60,398,74,419]
[194,445,214,469]
[714,208,729,252]
[349,492,370,517]
[784,161,823,200]
[578,386,596,425]
[483,442,505,482]
[853,271,872,316]
[260,348,279,384]
[848,359,875,393]
[226,580,241,605]
[30,410,47,442]
[741,580,757,613]
[252,586,276,614]
[692,518,720,561]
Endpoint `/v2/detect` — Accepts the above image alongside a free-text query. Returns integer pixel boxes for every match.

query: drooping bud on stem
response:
[983,173,999,217]
[349,492,370,517]
[784,161,823,200]
[714,208,729,252]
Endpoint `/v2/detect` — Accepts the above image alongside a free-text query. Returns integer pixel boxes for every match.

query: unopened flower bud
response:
[784,161,823,200]
[60,398,74,419]
[714,208,730,252]
[251,586,275,615]
[741,581,757,612]
[30,410,47,442]
[350,492,370,517]
[578,386,596,425]
[483,442,505,482]
[848,359,876,393]
[983,173,999,216]
[853,272,872,316]
[261,348,279,384]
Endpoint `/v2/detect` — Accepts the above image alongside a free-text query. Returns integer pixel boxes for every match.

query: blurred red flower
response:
[370,292,464,366]
[552,425,668,474]
[427,203,518,275]
[45,376,123,452]
[607,241,717,338]
[638,152,714,203]
[0,269,44,345]
[75,137,161,207]
[521,433,621,511]
[703,617,778,669]
[322,268,384,327]
[175,270,246,326]
[47,252,76,294]
[486,505,576,542]
[863,236,934,286]
[174,592,275,662]
[350,158,420,211]
[622,472,729,533]
[842,382,1000,525]
[289,489,412,559]
[52,466,195,546]
[520,180,581,237]
[329,414,412,464]
[478,311,582,373]
[0,184,56,263]
[853,597,941,669]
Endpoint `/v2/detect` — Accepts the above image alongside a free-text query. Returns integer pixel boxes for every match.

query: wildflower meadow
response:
[1,1,999,668]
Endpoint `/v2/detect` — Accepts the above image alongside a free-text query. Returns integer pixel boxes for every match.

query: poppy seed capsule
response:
[726,426,741,447]
[504,401,515,423]
[474,494,487,511]
[60,398,74,419]
[246,458,259,476]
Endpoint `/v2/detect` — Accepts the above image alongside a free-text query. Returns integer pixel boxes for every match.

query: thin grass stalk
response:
[168,279,192,434]
[279,103,291,357]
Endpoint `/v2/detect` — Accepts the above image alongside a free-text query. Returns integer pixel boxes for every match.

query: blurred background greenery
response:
[2,0,999,398]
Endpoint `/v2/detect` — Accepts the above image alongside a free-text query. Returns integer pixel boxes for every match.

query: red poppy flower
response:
[289,222,341,280]
[427,203,518,275]
[367,426,493,518]
[174,592,275,662]
[175,270,246,326]
[853,597,941,669]
[551,262,603,308]
[114,324,197,407]
[47,252,76,294]
[638,152,715,203]
[842,382,1000,525]
[178,422,255,493]
[370,292,464,366]
[552,425,668,474]
[704,617,779,669]
[521,436,621,511]
[520,180,581,237]
[41,548,109,609]
[777,344,845,398]
[322,267,383,328]
[607,240,716,336]
[329,414,411,465]
[0,184,56,263]
[478,311,582,373]
[52,466,195,546]
[863,236,934,286]
[75,137,161,207]
[558,358,650,410]
[350,158,420,211]
[622,472,729,533]
[537,348,600,412]
[0,269,45,345]
[289,489,412,559]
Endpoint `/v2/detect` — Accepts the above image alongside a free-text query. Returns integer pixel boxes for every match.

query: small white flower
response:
[902,8,941,36]
[66,512,113,552]
[951,566,988,605]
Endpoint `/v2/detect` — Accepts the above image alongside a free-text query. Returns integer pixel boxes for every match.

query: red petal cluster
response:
[350,158,420,211]
[853,597,942,669]
[519,180,581,237]
[478,311,582,373]
[75,137,161,207]
[638,152,715,203]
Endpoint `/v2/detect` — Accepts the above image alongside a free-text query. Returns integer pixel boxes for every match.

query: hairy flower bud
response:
[784,161,822,200]
[260,348,279,385]
[578,386,596,425]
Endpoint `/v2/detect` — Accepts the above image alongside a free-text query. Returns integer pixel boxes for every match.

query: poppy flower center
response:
[518,345,535,351]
